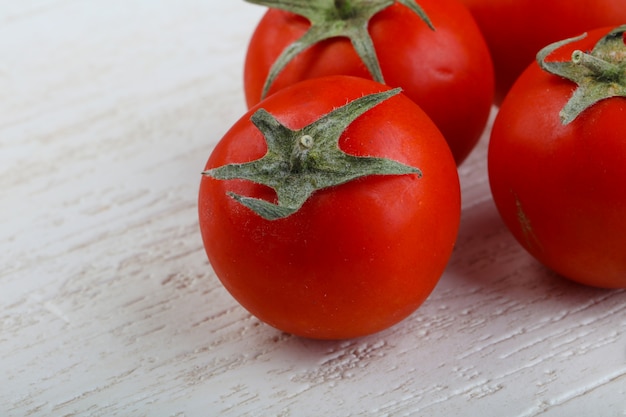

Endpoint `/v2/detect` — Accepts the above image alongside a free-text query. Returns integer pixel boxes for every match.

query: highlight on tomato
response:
[459,0,626,104]
[488,25,626,289]
[242,0,494,166]
[199,76,461,339]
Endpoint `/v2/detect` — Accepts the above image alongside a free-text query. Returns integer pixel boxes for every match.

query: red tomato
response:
[199,76,461,339]
[488,27,626,288]
[243,0,494,166]
[459,0,626,104]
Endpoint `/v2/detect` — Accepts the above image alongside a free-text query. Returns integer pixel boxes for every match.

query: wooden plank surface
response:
[1,1,625,416]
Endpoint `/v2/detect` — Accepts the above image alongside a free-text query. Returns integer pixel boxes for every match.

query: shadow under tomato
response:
[438,197,619,309]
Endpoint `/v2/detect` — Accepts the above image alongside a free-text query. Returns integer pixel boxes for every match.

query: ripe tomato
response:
[488,26,626,288]
[199,76,461,339]
[459,0,626,103]
[243,0,494,166]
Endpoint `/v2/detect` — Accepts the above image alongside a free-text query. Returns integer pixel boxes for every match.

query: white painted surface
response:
[1,2,625,416]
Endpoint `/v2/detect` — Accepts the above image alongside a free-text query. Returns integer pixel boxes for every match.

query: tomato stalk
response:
[571,50,622,80]
[537,24,626,124]
[203,88,421,220]
[245,0,434,99]
[334,0,355,19]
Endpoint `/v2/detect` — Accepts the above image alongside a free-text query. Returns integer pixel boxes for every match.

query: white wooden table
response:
[2,2,625,416]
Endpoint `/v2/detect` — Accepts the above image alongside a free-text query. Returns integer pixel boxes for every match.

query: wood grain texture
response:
[1,2,625,416]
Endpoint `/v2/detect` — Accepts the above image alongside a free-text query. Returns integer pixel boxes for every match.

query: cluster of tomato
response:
[198,0,626,339]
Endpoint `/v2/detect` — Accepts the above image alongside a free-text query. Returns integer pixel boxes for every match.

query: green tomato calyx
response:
[203,88,422,220]
[537,24,626,125]
[246,0,434,100]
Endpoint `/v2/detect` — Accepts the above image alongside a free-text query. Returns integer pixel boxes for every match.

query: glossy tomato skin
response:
[199,76,461,339]
[243,1,494,166]
[459,0,626,104]
[488,28,626,289]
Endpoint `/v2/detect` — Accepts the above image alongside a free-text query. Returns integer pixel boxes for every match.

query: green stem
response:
[204,87,421,220]
[290,134,314,172]
[334,0,354,18]
[571,50,622,81]
[246,0,433,99]
[536,24,626,124]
